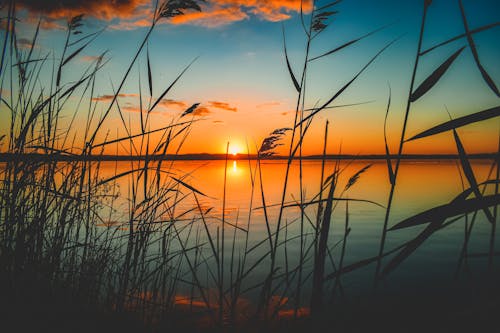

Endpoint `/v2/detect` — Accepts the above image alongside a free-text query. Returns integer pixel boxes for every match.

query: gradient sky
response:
[4,0,500,155]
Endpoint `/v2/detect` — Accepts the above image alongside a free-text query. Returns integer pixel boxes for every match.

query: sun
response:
[229,145,241,156]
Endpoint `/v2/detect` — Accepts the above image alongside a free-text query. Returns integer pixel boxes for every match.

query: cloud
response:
[16,0,311,29]
[16,38,33,49]
[208,101,237,112]
[122,106,160,115]
[81,55,105,62]
[16,0,151,21]
[92,93,138,102]
[257,101,282,109]
[117,98,236,117]
[158,99,188,110]
[192,106,211,116]
[156,99,237,115]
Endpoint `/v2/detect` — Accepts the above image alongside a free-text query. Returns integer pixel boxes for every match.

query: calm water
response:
[98,158,497,297]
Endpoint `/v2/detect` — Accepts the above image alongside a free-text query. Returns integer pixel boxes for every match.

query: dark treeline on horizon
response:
[0,152,498,162]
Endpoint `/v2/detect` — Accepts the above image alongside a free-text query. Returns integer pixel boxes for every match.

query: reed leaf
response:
[458,0,500,97]
[316,0,342,12]
[92,120,196,148]
[171,176,208,197]
[148,57,198,112]
[389,194,500,231]
[383,219,443,277]
[407,106,500,141]
[297,37,399,128]
[282,26,301,93]
[420,21,500,56]
[309,24,391,62]
[147,44,153,97]
[453,129,495,223]
[409,46,465,102]
[384,85,395,185]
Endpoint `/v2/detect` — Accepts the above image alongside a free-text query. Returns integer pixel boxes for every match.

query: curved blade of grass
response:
[296,37,399,128]
[92,120,196,148]
[96,168,154,187]
[171,176,208,198]
[148,57,198,112]
[407,106,500,141]
[26,19,40,65]
[62,29,104,67]
[326,242,407,280]
[384,84,395,185]
[410,46,465,102]
[147,43,153,97]
[383,218,444,277]
[309,23,391,62]
[282,25,301,93]
[255,197,385,210]
[453,129,495,223]
[389,194,500,231]
[316,0,342,12]
[459,0,500,97]
[420,21,500,56]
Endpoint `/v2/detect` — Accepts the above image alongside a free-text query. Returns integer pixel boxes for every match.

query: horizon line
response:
[0,152,498,162]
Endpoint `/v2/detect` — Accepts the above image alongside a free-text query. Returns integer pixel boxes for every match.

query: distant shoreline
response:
[0,152,498,162]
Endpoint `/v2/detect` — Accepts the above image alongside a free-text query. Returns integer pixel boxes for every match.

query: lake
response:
[94,158,497,300]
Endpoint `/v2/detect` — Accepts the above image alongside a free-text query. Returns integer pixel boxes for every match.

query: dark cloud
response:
[16,0,310,29]
[92,93,138,102]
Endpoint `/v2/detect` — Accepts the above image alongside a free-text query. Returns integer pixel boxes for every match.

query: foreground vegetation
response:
[1,0,499,331]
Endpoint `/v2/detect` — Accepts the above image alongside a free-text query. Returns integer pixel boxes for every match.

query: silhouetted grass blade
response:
[171,176,208,197]
[282,26,301,93]
[96,169,151,187]
[407,106,500,141]
[459,0,500,97]
[384,85,395,185]
[389,194,500,231]
[409,46,465,102]
[453,129,495,223]
[92,120,195,148]
[383,220,443,277]
[420,21,500,56]
[149,57,198,112]
[316,0,342,12]
[297,37,399,128]
[62,45,86,67]
[325,243,407,280]
[147,44,153,97]
[309,24,391,62]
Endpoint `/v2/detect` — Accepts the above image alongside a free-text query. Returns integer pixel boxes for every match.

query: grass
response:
[1,0,499,332]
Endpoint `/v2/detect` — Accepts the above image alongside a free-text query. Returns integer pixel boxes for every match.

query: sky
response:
[3,0,500,155]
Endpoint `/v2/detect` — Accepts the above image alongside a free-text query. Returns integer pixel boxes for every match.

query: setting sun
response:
[229,143,243,156]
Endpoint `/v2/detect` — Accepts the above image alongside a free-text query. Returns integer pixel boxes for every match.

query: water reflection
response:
[94,159,496,295]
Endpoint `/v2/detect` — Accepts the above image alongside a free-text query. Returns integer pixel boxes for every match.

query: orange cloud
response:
[158,99,188,110]
[208,101,237,112]
[17,0,311,29]
[192,106,211,116]
[257,101,282,109]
